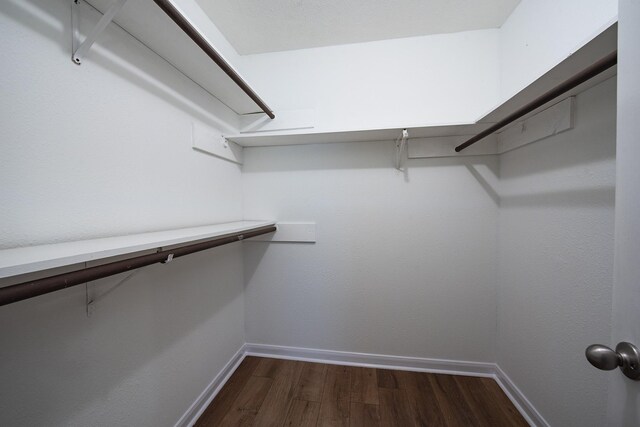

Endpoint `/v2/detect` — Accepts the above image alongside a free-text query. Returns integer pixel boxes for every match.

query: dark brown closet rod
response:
[0,225,276,307]
[455,51,618,152]
[152,0,275,119]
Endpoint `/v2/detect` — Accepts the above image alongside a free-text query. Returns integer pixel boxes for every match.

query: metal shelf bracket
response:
[71,0,128,65]
[395,128,409,170]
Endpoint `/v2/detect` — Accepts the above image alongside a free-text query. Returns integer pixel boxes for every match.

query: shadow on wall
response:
[242,240,270,287]
[243,133,614,211]
[464,160,614,209]
[466,148,614,209]
[465,163,500,205]
[0,244,243,426]
[243,138,500,172]
[470,76,617,208]
[499,186,615,207]
[242,139,503,209]
[497,78,616,208]
[0,0,237,132]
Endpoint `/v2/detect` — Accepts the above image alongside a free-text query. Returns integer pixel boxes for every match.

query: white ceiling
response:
[196,0,521,55]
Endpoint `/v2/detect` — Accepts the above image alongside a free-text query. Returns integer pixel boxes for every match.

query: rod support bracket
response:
[71,0,128,65]
[395,128,409,170]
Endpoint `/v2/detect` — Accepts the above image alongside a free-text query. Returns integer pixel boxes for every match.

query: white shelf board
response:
[83,0,267,116]
[0,220,275,279]
[226,23,617,148]
[478,23,618,125]
[226,122,493,147]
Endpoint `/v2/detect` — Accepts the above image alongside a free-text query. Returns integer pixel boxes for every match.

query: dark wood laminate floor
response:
[195,356,528,427]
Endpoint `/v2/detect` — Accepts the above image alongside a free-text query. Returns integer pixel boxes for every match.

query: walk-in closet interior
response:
[1,0,639,426]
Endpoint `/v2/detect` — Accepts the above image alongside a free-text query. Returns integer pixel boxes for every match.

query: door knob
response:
[586,342,640,380]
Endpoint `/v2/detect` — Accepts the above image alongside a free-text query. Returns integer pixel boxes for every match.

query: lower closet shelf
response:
[0,220,276,307]
[0,220,276,279]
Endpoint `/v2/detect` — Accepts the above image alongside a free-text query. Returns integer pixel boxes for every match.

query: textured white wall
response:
[0,0,242,248]
[242,143,499,362]
[0,0,245,425]
[0,247,245,427]
[496,78,617,426]
[239,29,500,132]
[498,0,618,100]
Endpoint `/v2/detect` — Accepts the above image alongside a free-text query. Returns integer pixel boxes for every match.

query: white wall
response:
[0,247,245,427]
[498,0,618,101]
[496,78,617,426]
[239,29,500,132]
[0,0,245,425]
[0,0,242,248]
[242,143,499,362]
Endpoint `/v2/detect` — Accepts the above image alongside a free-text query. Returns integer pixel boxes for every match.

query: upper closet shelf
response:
[74,0,274,117]
[226,122,493,147]
[226,23,617,148]
[477,24,617,126]
[0,220,275,280]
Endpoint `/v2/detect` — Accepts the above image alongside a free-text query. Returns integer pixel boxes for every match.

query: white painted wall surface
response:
[0,0,245,425]
[239,30,500,132]
[496,78,617,427]
[0,0,243,248]
[242,143,499,362]
[498,0,618,101]
[0,247,245,427]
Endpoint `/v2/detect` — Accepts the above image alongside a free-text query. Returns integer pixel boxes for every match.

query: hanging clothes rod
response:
[152,0,275,119]
[0,225,276,307]
[455,51,618,152]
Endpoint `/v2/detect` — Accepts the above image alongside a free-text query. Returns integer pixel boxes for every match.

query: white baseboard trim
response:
[174,346,246,427]
[177,343,546,427]
[244,343,496,377]
[494,365,550,427]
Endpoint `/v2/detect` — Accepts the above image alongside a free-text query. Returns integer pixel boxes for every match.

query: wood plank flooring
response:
[195,356,528,427]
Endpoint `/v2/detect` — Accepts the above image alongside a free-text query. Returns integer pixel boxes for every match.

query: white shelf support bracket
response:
[395,129,409,170]
[71,0,128,65]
